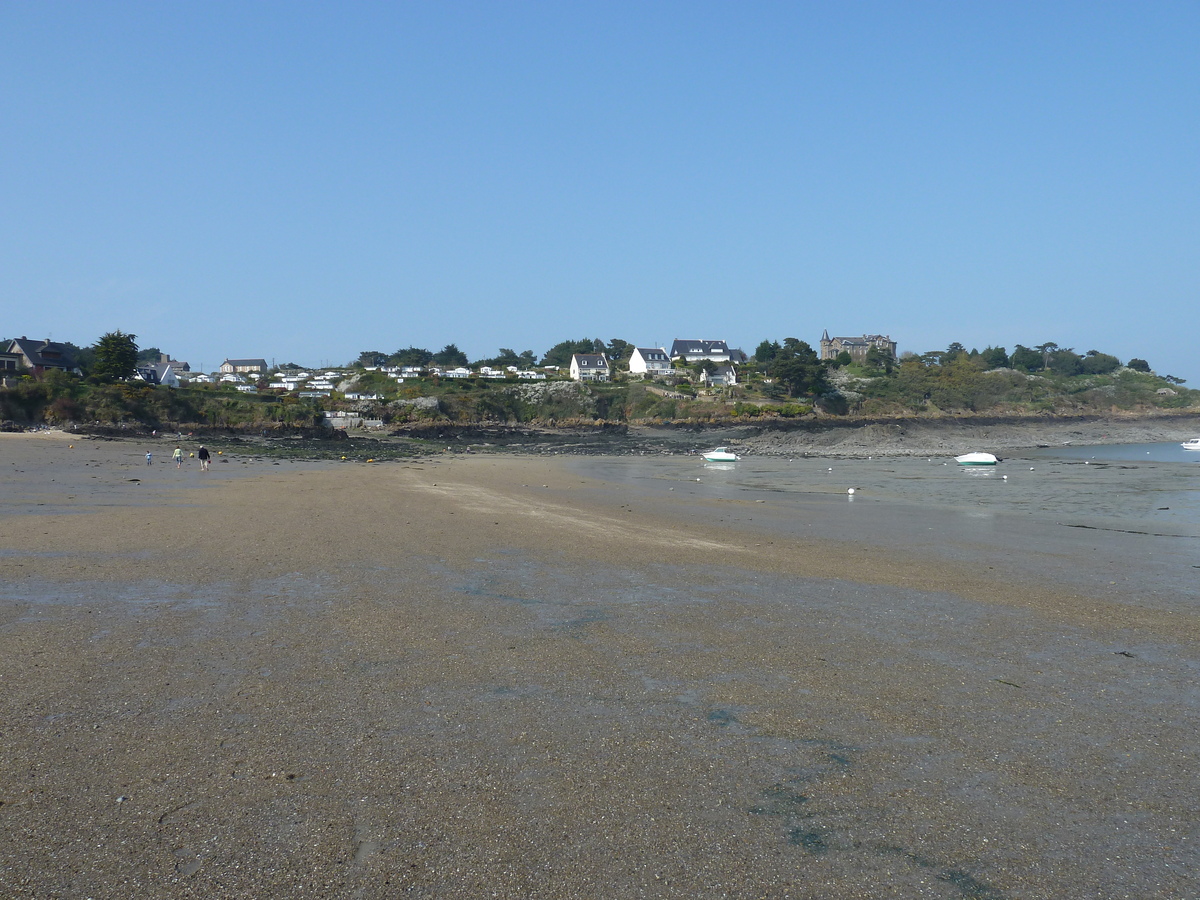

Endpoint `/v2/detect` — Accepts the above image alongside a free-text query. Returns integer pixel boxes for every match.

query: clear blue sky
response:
[3,2,1197,379]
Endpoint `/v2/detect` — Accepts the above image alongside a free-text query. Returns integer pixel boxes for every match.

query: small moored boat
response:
[955,452,998,466]
[1182,438,1200,451]
[702,447,740,462]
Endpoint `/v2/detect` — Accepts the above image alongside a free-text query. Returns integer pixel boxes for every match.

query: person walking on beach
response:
[198,445,210,472]
[173,446,183,468]
[146,451,152,466]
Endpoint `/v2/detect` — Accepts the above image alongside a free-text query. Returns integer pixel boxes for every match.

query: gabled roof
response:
[670,339,729,357]
[571,353,609,367]
[634,347,669,359]
[222,358,268,368]
[8,337,77,371]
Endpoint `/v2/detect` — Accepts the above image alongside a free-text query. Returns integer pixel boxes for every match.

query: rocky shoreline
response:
[35,410,1200,460]
[387,411,1200,458]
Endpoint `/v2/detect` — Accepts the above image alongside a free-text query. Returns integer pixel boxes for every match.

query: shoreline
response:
[11,409,1198,460]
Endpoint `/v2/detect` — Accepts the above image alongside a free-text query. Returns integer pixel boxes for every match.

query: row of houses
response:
[3,334,897,386]
[569,339,747,384]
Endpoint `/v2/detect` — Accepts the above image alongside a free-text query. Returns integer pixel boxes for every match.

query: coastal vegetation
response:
[2,332,1196,434]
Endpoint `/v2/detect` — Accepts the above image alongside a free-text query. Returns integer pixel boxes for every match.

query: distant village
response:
[2,333,898,395]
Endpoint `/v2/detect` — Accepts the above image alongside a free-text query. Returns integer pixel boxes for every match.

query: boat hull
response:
[955,452,998,466]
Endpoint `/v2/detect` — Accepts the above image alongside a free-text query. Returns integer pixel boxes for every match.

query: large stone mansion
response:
[819,331,897,363]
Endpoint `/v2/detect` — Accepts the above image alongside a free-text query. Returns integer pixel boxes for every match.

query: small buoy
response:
[189,452,194,457]
[696,477,701,482]
[68,444,73,448]
[1084,461,1089,465]
[217,451,222,455]
[847,488,855,495]
[1002,475,1008,480]
[367,458,374,462]
[1030,467,1034,471]
[341,456,346,460]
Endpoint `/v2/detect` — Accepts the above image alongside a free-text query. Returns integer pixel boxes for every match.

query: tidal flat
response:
[2,432,1198,898]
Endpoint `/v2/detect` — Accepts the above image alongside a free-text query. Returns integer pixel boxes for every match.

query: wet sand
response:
[2,433,1198,898]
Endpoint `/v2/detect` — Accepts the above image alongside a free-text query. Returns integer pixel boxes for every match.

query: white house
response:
[134,363,182,388]
[629,347,673,377]
[569,353,610,382]
[700,365,738,387]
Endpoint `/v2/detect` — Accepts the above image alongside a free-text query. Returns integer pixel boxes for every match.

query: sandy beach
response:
[2,432,1198,898]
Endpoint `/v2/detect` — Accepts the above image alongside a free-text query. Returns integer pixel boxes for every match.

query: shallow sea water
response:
[574,442,1200,534]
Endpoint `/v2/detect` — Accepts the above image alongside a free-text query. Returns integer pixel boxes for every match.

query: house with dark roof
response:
[6,337,80,374]
[819,331,897,362]
[134,362,182,387]
[669,339,732,364]
[628,347,674,377]
[569,353,610,382]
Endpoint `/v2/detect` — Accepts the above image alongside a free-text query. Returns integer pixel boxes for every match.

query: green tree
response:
[540,339,596,367]
[1009,345,1042,372]
[865,345,894,373]
[1126,358,1150,372]
[833,350,853,368]
[91,331,139,381]
[1080,351,1120,375]
[980,346,1009,369]
[475,348,522,368]
[943,342,967,364]
[1048,348,1082,376]
[136,346,163,364]
[606,339,632,361]
[1034,342,1060,371]
[389,347,433,367]
[769,339,827,397]
[754,339,780,363]
[354,350,389,367]
[431,344,469,366]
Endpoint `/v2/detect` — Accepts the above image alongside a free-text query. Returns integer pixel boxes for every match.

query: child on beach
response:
[146,451,152,466]
[173,447,183,468]
[197,446,210,471]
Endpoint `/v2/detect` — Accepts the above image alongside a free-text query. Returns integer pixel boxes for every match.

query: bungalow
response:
[570,353,610,382]
[628,347,673,377]
[7,337,80,374]
[220,358,268,375]
[670,339,731,365]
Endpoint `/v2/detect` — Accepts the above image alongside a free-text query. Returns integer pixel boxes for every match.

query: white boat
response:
[1182,438,1200,451]
[955,452,998,466]
[702,447,740,462]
